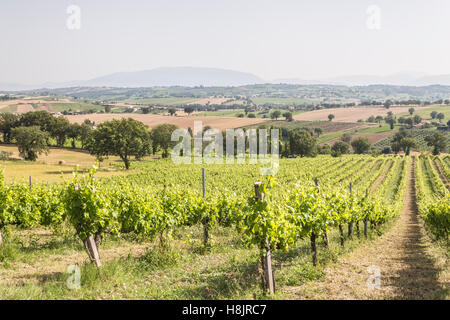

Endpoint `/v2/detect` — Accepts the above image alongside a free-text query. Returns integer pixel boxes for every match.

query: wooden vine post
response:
[254,182,275,294]
[364,188,369,238]
[84,236,102,267]
[337,181,345,247]
[0,229,2,245]
[202,168,209,248]
[348,182,354,239]
[339,224,345,247]
[314,178,328,248]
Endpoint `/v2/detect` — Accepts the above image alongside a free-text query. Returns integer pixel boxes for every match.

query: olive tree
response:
[87,118,152,170]
[12,126,49,161]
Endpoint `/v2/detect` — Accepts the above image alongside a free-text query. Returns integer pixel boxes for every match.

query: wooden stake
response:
[202,168,209,248]
[254,182,274,294]
[339,224,345,247]
[348,182,353,239]
[85,236,101,267]
[0,229,2,244]
[364,189,369,238]
[314,178,328,247]
[356,221,360,239]
[310,232,317,266]
[264,238,275,294]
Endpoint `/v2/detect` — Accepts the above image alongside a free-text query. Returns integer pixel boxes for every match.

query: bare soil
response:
[65,113,266,131]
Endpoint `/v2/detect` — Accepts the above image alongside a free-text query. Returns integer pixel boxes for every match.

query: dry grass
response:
[65,113,266,130]
[0,145,130,183]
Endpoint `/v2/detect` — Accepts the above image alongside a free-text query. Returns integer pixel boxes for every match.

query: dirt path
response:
[288,157,449,299]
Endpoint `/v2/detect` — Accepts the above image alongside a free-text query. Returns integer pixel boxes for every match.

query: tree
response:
[413,115,422,125]
[317,144,331,154]
[384,100,393,109]
[141,107,151,114]
[399,138,417,156]
[271,110,282,120]
[340,132,352,143]
[184,107,195,115]
[385,114,396,129]
[50,117,71,147]
[104,105,112,113]
[425,132,447,155]
[431,111,438,119]
[447,120,450,129]
[151,124,179,158]
[168,108,177,116]
[328,114,335,121]
[0,113,20,143]
[12,126,49,161]
[79,122,93,149]
[67,123,81,148]
[404,117,413,128]
[351,137,371,154]
[437,113,445,123]
[282,111,293,121]
[391,128,416,155]
[331,141,349,157]
[87,118,151,170]
[248,113,256,118]
[314,127,323,137]
[20,111,55,133]
[408,108,415,115]
[375,116,384,124]
[289,129,317,157]
[391,141,402,154]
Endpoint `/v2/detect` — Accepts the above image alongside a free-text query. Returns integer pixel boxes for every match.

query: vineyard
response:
[373,128,450,152]
[0,155,448,299]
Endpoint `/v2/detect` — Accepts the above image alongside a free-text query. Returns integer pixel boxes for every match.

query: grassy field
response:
[123,97,199,106]
[399,105,450,121]
[0,144,132,183]
[49,103,104,112]
[251,97,321,106]
[194,109,245,117]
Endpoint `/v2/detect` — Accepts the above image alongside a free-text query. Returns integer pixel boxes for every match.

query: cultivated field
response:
[65,113,266,130]
[0,155,448,299]
[293,106,435,122]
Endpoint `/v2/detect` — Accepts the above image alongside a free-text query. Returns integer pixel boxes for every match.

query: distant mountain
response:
[0,67,265,91]
[4,68,450,91]
[0,82,39,91]
[73,67,265,88]
[273,72,450,86]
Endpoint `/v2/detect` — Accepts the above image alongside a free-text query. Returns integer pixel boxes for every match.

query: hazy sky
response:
[1,0,449,84]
